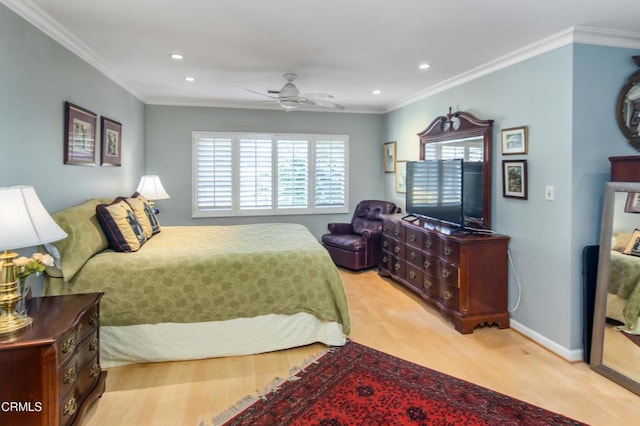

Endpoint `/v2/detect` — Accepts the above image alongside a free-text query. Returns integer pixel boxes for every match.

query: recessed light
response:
[419,63,430,70]
[184,76,195,82]
[372,90,381,95]
[170,53,184,60]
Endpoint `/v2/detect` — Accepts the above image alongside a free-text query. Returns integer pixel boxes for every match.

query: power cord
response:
[507,248,522,313]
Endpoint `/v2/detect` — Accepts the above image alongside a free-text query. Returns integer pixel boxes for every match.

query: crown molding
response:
[1,0,146,102]
[385,26,640,113]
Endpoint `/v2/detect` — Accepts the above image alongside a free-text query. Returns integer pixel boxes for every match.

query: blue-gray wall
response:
[0,4,145,213]
[145,105,384,238]
[384,43,640,356]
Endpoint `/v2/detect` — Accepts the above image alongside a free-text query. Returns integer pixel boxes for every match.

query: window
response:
[193,132,349,217]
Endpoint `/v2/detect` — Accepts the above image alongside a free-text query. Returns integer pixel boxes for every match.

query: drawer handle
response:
[89,364,101,378]
[409,252,416,260]
[383,240,389,247]
[424,260,431,269]
[393,246,400,253]
[89,311,99,326]
[62,336,76,354]
[394,263,400,271]
[444,247,453,256]
[90,337,99,352]
[78,322,83,333]
[425,240,432,248]
[63,398,78,417]
[63,367,77,384]
[425,281,433,289]
[382,255,388,263]
[409,271,416,279]
[393,229,400,236]
[444,291,453,301]
[409,234,416,242]
[442,270,451,279]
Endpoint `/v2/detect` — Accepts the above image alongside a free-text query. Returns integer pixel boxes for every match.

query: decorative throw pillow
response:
[122,196,154,239]
[623,229,640,257]
[131,192,161,235]
[96,200,147,252]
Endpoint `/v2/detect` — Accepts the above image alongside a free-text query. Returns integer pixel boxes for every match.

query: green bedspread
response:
[46,224,350,333]
[609,250,640,329]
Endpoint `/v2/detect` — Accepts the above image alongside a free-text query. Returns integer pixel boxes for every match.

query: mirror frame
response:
[417,110,494,229]
[590,181,640,396]
[615,56,640,150]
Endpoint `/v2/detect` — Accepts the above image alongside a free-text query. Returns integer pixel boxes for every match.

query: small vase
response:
[15,278,32,316]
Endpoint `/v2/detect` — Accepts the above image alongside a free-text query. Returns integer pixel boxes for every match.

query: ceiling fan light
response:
[279,82,299,97]
[280,100,298,109]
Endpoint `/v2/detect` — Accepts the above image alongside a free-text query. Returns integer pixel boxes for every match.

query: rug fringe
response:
[203,346,337,426]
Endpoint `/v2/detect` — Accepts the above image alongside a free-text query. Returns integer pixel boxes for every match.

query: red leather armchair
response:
[321,200,398,270]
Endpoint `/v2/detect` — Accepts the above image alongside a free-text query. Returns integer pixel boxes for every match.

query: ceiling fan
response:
[247,73,344,110]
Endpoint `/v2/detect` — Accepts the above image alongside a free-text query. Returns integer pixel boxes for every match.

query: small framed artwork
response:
[625,192,640,213]
[502,160,528,199]
[64,101,97,166]
[395,160,408,193]
[501,126,528,155]
[384,141,397,173]
[100,116,122,166]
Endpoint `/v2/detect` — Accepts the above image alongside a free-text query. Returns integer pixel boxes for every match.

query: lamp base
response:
[0,311,33,337]
[0,251,33,337]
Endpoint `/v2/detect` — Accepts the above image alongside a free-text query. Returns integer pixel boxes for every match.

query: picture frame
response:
[64,101,97,166]
[625,192,640,213]
[501,126,528,155]
[502,160,528,199]
[383,141,397,173]
[100,116,122,166]
[395,160,408,193]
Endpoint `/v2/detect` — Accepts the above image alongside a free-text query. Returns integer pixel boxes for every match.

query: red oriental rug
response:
[210,341,585,426]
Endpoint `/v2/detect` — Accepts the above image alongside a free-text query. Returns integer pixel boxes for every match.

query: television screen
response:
[463,161,483,221]
[406,159,464,227]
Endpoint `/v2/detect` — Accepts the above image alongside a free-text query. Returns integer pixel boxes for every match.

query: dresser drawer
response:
[404,226,423,248]
[77,305,100,342]
[405,263,423,288]
[422,254,437,275]
[423,276,439,298]
[59,389,80,426]
[383,219,404,239]
[438,262,460,288]
[440,241,460,264]
[405,245,423,267]
[441,285,460,310]
[423,234,440,254]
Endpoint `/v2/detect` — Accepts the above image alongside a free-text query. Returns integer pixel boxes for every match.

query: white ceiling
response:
[5,0,640,113]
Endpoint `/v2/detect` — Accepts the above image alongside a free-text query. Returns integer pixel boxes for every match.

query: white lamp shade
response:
[0,186,68,251]
[136,175,170,200]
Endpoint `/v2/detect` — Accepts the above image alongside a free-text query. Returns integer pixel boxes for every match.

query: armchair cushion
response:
[327,223,354,235]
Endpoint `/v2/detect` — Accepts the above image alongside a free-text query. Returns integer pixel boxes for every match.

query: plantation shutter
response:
[238,136,272,212]
[277,138,309,209]
[315,138,347,209]
[193,134,233,214]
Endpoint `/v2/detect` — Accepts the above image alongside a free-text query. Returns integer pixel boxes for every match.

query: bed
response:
[607,233,640,333]
[44,198,350,368]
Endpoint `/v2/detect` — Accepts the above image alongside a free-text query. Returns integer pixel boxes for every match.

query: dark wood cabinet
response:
[379,215,510,334]
[0,293,106,426]
[610,155,640,182]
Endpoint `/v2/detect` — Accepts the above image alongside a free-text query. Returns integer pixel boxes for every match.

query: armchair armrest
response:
[327,222,354,234]
[361,228,384,239]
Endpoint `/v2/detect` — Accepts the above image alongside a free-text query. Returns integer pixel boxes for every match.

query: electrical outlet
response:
[545,185,555,201]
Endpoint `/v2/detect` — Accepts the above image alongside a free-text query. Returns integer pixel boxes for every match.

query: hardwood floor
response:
[83,268,640,425]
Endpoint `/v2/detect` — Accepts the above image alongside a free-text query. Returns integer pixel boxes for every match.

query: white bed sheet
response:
[100,312,346,368]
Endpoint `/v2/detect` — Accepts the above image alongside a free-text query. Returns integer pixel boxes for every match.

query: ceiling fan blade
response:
[301,93,335,100]
[245,89,277,99]
[309,99,345,110]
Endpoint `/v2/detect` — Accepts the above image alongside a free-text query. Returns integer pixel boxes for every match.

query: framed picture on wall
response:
[64,101,97,166]
[501,126,528,155]
[384,141,396,173]
[100,116,122,166]
[625,192,640,213]
[502,160,528,199]
[395,160,408,193]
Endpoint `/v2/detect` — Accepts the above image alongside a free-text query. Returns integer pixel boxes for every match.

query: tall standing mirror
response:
[591,182,640,395]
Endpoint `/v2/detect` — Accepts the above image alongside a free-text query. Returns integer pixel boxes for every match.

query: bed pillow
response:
[122,196,154,239]
[96,200,147,252]
[131,192,161,234]
[49,198,111,281]
[623,229,640,257]
[613,232,632,252]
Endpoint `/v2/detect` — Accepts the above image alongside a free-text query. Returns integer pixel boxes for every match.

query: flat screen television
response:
[406,159,464,227]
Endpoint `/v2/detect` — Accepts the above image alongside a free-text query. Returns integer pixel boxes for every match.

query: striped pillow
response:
[131,192,161,235]
[122,196,154,239]
[96,200,147,252]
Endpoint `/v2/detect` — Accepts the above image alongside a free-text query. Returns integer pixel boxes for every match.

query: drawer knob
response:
[394,263,400,271]
[89,311,99,326]
[90,337,99,352]
[442,269,451,279]
[382,256,388,263]
[383,240,388,247]
[393,229,399,236]
[62,336,76,354]
[424,260,431,269]
[425,240,432,248]
[444,291,453,301]
[63,398,78,417]
[393,246,400,253]
[409,252,416,260]
[90,364,101,378]
[63,367,77,384]
[409,234,416,242]
[425,281,433,289]
[409,270,416,279]
[444,247,453,256]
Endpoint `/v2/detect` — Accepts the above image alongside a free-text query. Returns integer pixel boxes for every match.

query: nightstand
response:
[0,293,107,426]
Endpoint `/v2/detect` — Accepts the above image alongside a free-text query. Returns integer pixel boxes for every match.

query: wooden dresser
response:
[379,214,510,334]
[0,293,106,426]
[609,155,640,182]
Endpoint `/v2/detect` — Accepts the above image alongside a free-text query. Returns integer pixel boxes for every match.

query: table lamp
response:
[0,186,68,336]
[136,175,170,212]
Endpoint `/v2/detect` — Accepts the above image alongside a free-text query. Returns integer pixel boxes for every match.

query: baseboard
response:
[510,319,584,363]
